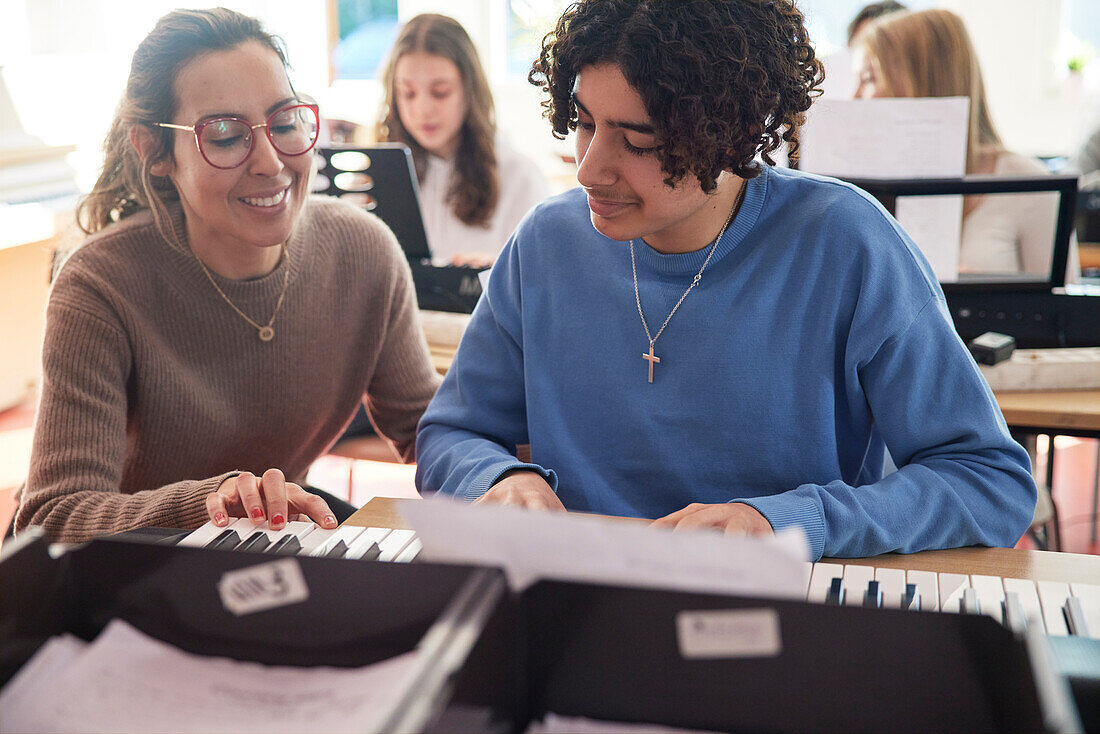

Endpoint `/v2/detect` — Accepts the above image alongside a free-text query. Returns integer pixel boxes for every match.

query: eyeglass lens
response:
[199,105,318,168]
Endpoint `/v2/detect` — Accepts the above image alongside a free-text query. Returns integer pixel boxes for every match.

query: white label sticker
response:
[217,558,310,616]
[676,608,782,659]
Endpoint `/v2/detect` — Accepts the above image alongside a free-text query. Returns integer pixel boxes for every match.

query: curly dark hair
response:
[529,0,824,192]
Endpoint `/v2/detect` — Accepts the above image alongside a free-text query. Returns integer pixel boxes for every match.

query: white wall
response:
[943,0,1092,157]
[3,0,1099,188]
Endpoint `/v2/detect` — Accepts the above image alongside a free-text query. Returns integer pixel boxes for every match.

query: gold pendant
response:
[258,326,274,342]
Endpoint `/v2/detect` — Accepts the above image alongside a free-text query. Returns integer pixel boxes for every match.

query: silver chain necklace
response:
[631,181,746,383]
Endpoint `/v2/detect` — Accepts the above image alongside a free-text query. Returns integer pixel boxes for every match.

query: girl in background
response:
[855,9,1078,281]
[377,13,549,267]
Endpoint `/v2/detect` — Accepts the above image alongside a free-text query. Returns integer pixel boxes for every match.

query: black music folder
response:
[313,144,486,313]
[0,531,1083,733]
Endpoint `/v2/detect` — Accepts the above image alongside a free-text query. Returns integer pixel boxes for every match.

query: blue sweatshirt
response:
[415,165,1036,560]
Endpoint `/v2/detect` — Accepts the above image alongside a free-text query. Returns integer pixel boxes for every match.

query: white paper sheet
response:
[798,97,970,282]
[400,497,808,599]
[896,195,965,282]
[799,97,969,179]
[0,619,420,734]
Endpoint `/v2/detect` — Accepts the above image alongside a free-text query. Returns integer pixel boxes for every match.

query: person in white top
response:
[376,14,550,267]
[853,9,1079,282]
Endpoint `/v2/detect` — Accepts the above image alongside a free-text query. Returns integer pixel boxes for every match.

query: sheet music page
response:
[799,97,969,179]
[896,195,965,282]
[0,619,420,734]
[400,497,809,598]
[799,96,969,282]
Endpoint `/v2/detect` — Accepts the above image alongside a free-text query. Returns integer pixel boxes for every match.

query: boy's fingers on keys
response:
[260,468,290,530]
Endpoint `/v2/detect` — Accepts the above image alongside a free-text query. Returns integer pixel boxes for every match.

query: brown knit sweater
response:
[16,196,440,542]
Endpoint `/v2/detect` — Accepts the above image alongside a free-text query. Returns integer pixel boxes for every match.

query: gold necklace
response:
[194,243,290,342]
[631,181,746,383]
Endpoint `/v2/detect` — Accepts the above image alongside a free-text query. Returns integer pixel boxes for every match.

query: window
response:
[331,0,401,80]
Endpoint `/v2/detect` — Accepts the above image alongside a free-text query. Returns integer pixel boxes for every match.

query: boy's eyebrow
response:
[572,93,657,136]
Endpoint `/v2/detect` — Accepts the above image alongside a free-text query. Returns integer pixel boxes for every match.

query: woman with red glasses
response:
[12,8,440,543]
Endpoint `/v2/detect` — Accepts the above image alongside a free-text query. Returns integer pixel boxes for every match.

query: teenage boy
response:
[414,0,1035,560]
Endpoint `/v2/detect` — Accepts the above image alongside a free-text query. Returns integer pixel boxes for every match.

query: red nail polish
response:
[324,515,337,527]
[250,507,265,521]
[214,512,227,526]
[271,513,285,527]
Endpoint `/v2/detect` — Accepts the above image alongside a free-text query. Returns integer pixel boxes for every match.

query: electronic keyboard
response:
[178,519,1100,641]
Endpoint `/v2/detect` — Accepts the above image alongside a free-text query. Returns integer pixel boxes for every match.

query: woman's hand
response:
[206,469,338,530]
[651,502,773,536]
[474,469,565,511]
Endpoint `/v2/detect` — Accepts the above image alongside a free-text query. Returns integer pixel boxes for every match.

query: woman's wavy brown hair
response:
[76,8,291,241]
[859,9,1002,174]
[529,0,824,191]
[377,14,498,227]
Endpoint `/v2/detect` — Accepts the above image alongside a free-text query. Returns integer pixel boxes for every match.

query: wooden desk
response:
[347,497,1100,584]
[994,389,1100,438]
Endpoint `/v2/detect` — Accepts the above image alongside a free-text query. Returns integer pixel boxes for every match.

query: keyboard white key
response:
[1036,581,1071,636]
[1002,578,1044,632]
[874,568,907,609]
[798,562,814,597]
[297,527,340,556]
[906,570,939,612]
[1069,583,1100,640]
[178,518,252,547]
[806,562,845,604]
[938,573,970,614]
[841,565,876,607]
[393,538,422,563]
[345,527,392,560]
[310,525,365,558]
[377,529,418,562]
[969,575,1007,622]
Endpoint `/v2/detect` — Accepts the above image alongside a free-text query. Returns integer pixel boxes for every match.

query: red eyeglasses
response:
[155,103,319,169]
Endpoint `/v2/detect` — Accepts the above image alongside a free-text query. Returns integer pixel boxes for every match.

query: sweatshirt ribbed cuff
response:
[463,461,559,502]
[735,492,825,561]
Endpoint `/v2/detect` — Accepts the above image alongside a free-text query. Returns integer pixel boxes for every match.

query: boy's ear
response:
[129,125,173,177]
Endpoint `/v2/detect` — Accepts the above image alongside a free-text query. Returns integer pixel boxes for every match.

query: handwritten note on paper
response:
[0,619,420,734]
[400,497,809,599]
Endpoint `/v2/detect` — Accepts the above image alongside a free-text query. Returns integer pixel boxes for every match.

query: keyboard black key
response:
[205,529,240,550]
[826,577,845,606]
[324,540,349,559]
[237,531,271,553]
[360,542,381,561]
[268,535,302,555]
[863,580,882,608]
[903,583,920,611]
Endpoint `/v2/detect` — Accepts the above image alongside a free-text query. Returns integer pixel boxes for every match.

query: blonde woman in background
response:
[854,8,1079,281]
[376,14,549,267]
